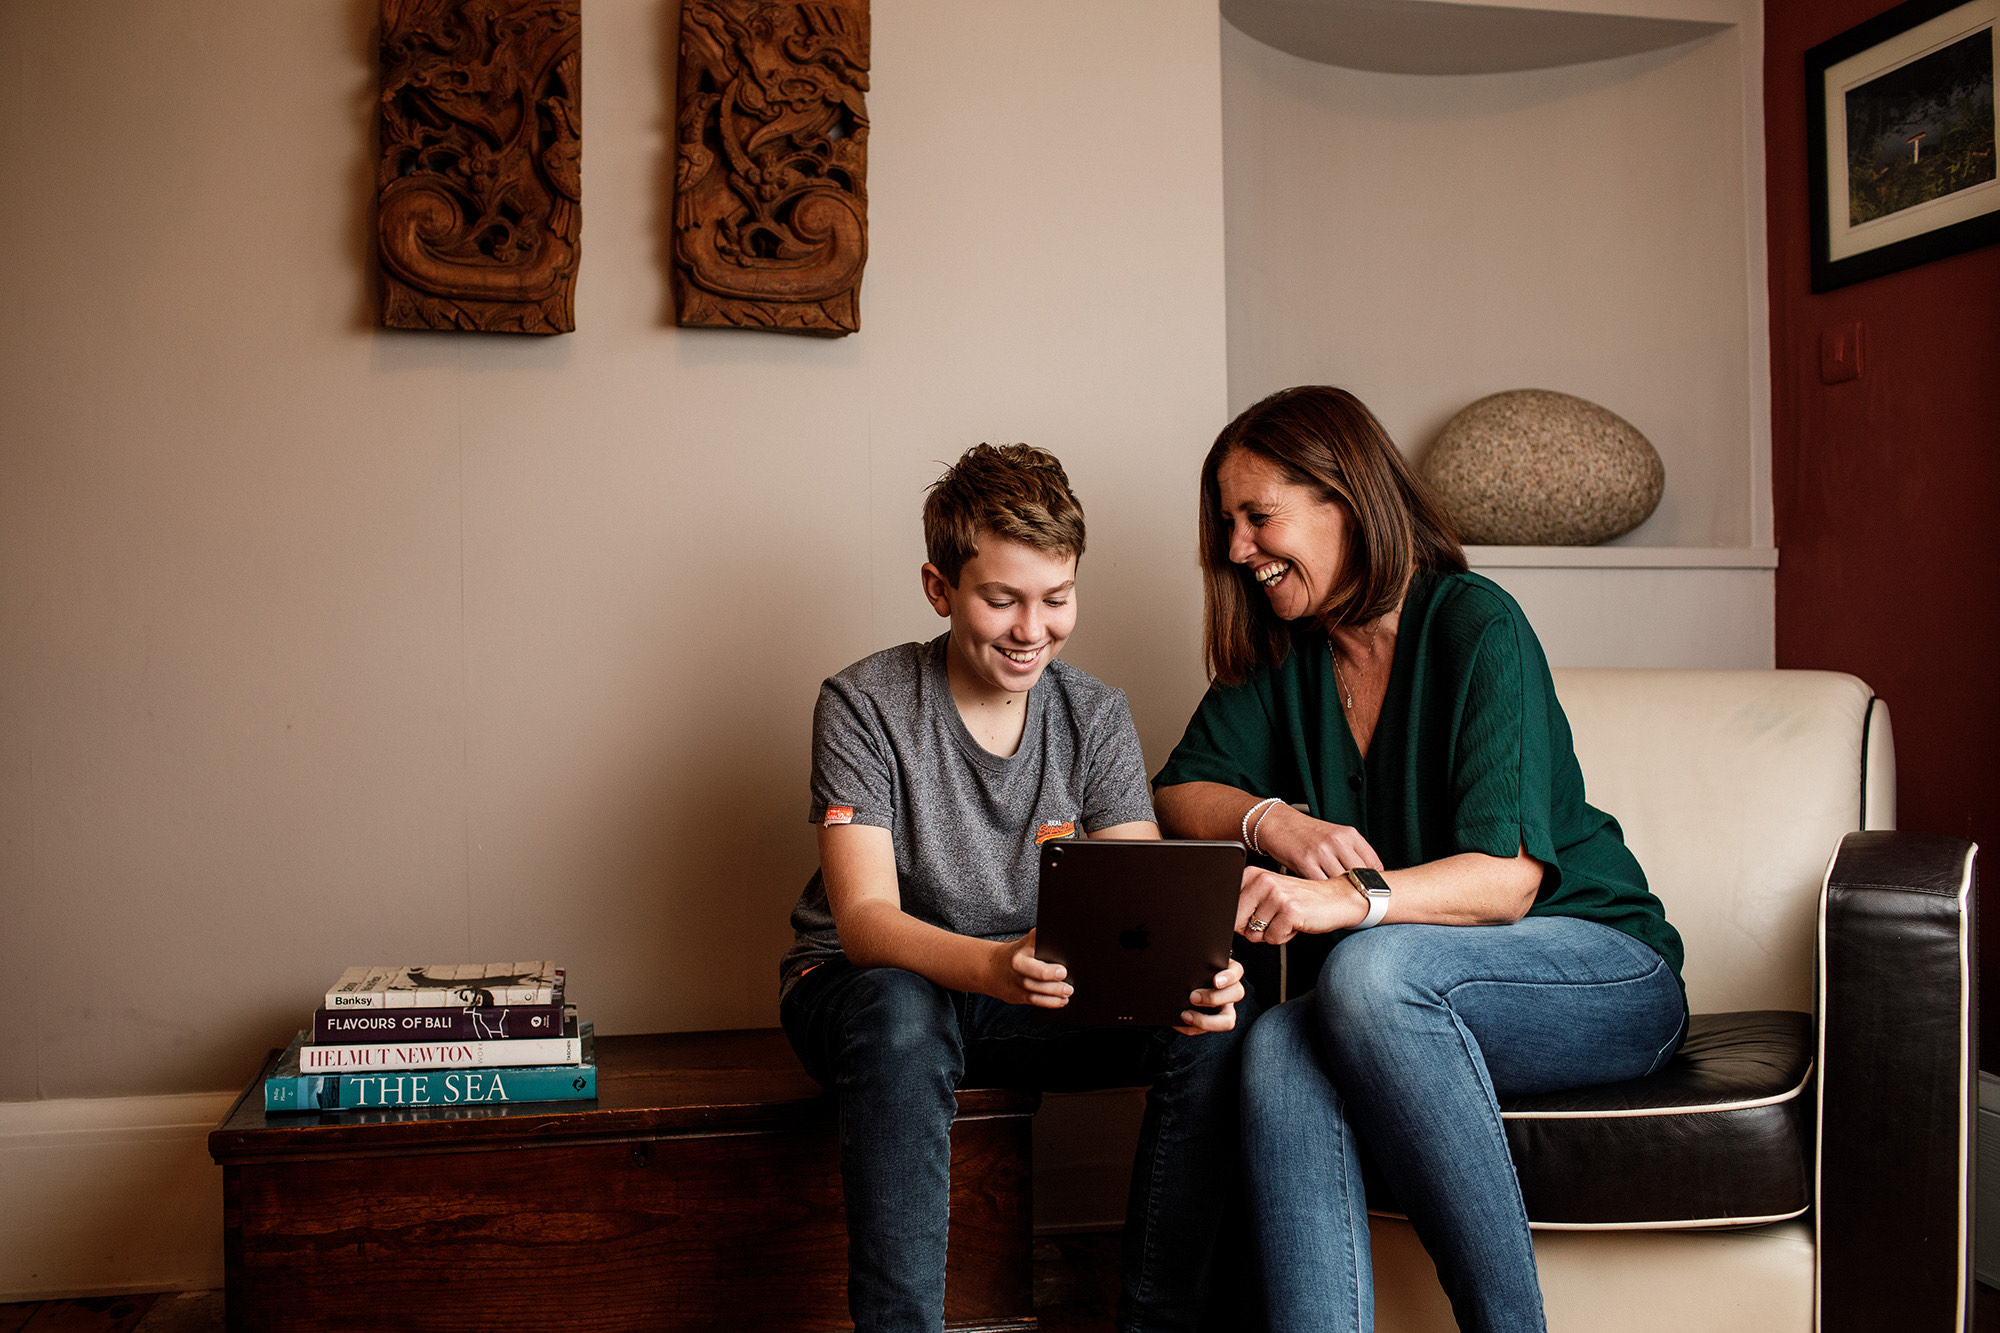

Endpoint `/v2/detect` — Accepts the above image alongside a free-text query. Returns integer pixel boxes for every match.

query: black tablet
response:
[1033,839,1243,1026]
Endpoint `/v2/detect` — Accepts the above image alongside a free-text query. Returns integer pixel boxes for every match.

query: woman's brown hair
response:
[1199,386,1465,685]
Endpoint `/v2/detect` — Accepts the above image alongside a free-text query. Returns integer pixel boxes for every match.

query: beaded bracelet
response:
[1249,799,1283,854]
[1240,797,1282,851]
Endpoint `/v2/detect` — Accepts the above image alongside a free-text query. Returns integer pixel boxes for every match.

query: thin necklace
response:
[1330,642,1353,711]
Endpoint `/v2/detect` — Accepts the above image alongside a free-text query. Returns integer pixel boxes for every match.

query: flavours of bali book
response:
[312,1002,566,1044]
[324,962,563,1010]
[265,1026,597,1111]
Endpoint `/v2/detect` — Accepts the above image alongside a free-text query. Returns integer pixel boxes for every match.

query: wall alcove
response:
[1220,0,1776,665]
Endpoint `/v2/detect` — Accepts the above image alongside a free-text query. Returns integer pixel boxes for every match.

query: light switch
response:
[1820,322,1863,384]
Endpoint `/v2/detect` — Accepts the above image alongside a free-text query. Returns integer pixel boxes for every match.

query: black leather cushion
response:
[1498,1010,1813,1227]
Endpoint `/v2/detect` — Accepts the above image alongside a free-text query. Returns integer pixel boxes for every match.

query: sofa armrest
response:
[1817,830,1978,1331]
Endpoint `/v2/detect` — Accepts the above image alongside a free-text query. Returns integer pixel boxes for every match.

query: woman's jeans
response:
[1243,916,1684,1333]
[782,955,1253,1333]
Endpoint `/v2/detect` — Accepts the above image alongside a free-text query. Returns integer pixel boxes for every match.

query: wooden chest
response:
[209,1029,1039,1332]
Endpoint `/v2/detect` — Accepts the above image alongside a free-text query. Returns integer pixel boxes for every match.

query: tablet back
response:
[1033,839,1242,1027]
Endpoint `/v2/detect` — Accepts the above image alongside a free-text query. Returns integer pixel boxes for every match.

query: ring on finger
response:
[1246,916,1269,932]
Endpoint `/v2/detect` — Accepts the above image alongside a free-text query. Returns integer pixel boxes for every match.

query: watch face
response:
[1352,867,1390,894]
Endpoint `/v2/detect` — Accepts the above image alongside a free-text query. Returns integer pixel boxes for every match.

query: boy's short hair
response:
[923,444,1087,586]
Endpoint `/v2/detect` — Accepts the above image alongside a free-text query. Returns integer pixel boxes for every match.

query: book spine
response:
[265,1063,596,1111]
[296,1032,581,1073]
[323,974,565,1011]
[386,983,558,1009]
[313,1004,565,1044]
[263,1072,342,1112]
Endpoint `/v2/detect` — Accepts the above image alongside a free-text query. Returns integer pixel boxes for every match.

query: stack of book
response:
[264,962,597,1113]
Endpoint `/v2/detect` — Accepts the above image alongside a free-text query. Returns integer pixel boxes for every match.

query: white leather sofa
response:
[1345,669,1977,1332]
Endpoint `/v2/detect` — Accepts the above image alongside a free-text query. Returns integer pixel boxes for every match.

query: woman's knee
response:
[1241,997,1335,1115]
[1244,994,1316,1069]
[1314,927,1436,1026]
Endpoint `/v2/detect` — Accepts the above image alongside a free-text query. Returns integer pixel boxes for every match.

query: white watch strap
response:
[1348,869,1391,930]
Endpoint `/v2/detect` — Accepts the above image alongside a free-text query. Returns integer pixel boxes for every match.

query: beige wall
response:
[1221,14,1768,549]
[0,0,1229,1100]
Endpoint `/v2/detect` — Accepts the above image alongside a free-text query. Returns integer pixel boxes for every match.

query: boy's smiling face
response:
[922,535,1079,703]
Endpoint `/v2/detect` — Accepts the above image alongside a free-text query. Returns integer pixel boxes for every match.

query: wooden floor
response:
[4,1264,1994,1331]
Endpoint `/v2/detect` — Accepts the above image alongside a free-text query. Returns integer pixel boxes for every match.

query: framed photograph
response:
[1807,0,1998,291]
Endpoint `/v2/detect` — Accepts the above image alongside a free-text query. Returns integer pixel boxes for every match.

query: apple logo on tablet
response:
[1118,926,1150,950]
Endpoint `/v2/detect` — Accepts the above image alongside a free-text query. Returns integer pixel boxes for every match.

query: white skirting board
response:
[0,1091,233,1301]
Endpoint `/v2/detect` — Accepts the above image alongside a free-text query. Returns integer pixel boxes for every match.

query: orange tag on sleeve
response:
[823,805,855,827]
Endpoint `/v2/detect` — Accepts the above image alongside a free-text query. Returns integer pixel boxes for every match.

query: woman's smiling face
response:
[1216,448,1353,622]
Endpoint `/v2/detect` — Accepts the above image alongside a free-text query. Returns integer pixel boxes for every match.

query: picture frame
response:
[1806,0,1998,292]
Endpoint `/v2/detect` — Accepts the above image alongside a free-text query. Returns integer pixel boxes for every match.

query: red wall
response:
[1764,1,2000,1063]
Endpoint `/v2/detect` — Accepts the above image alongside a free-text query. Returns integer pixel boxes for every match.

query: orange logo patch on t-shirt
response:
[823,805,855,827]
[1034,820,1076,844]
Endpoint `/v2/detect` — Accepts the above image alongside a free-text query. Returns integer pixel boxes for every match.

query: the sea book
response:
[266,1026,596,1112]
[323,962,563,1010]
[312,1002,566,1045]
[297,1012,583,1073]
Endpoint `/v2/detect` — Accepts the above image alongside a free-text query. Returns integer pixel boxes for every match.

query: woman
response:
[1153,387,1685,1333]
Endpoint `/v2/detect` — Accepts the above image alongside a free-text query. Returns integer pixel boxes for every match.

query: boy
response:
[779,444,1248,1333]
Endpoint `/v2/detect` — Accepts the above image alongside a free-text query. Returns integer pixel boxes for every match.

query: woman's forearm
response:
[1154,780,1275,843]
[1378,850,1541,926]
[1157,784,1384,879]
[1239,848,1543,941]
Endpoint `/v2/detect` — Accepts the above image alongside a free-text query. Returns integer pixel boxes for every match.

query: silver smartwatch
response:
[1346,867,1391,929]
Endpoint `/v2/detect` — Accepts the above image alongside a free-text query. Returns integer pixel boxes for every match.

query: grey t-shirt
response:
[780,634,1157,995]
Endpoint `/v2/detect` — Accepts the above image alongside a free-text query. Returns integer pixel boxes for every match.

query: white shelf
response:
[1220,0,1731,75]
[1465,546,1778,569]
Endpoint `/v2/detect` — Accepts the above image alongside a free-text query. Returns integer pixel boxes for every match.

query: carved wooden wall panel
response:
[673,1,870,336]
[378,0,580,335]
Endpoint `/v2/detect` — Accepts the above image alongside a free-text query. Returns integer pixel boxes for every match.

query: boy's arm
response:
[819,823,1073,1007]
[1089,820,1160,840]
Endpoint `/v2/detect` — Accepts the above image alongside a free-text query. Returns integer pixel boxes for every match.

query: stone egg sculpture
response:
[1419,390,1664,545]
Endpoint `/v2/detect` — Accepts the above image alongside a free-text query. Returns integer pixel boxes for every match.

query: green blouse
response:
[1155,568,1684,998]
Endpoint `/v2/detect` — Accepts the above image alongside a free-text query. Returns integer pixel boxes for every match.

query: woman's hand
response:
[1236,866,1368,944]
[986,930,1073,1008]
[1255,804,1384,880]
[1174,959,1246,1036]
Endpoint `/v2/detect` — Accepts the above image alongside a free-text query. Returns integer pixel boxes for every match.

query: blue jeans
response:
[782,955,1253,1333]
[1242,916,1684,1333]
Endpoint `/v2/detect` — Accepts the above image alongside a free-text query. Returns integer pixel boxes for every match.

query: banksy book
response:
[312,1002,567,1045]
[266,1026,596,1112]
[297,1011,582,1073]
[323,963,563,1011]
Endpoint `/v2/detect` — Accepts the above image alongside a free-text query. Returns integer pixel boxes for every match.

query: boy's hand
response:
[988,929,1072,1008]
[1175,959,1246,1036]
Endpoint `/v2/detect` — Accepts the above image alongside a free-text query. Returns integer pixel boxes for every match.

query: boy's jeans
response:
[782,954,1253,1333]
